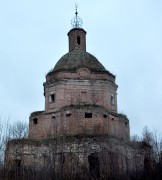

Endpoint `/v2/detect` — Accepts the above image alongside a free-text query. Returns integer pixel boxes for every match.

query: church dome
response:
[53,49,106,73]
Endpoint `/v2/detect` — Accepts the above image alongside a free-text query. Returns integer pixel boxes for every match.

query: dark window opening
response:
[33,118,38,125]
[66,113,71,117]
[50,94,55,103]
[15,159,21,167]
[144,157,151,171]
[52,115,56,119]
[85,113,92,118]
[88,153,100,179]
[77,36,81,45]
[55,153,65,168]
[125,122,128,127]
[103,114,108,118]
[112,118,114,121]
[110,95,115,105]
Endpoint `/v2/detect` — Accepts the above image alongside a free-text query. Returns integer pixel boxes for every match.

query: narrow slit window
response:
[49,93,55,103]
[110,95,115,105]
[33,118,38,125]
[77,36,81,45]
[85,113,92,118]
[125,122,128,127]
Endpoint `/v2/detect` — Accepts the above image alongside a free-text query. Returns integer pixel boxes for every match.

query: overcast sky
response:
[0,0,162,136]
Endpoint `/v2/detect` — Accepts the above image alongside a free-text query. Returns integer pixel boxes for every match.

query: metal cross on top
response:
[75,3,78,16]
[71,4,83,28]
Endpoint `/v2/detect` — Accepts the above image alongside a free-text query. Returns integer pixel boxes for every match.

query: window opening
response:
[65,111,71,117]
[85,113,92,118]
[15,159,21,167]
[55,153,65,168]
[112,118,114,121]
[103,114,108,118]
[66,113,71,117]
[49,93,55,103]
[88,153,100,179]
[33,118,38,125]
[144,157,151,171]
[125,122,128,127]
[110,95,115,105]
[52,115,56,119]
[77,36,81,45]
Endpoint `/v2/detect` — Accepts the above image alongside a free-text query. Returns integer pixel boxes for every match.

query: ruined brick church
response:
[29,15,130,141]
[5,9,146,178]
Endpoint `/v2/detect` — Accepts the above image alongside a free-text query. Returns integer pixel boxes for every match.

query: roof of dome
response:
[53,49,106,73]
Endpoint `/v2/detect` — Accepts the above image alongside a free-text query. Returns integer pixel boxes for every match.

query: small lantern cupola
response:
[68,5,86,52]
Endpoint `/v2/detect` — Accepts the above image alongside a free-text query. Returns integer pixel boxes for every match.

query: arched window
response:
[88,153,100,179]
[33,118,38,125]
[77,36,81,45]
[55,153,65,169]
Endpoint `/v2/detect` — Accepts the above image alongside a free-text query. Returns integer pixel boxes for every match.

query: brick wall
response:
[29,106,129,140]
[68,28,86,51]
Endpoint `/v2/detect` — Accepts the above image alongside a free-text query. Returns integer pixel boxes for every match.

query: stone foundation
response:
[5,135,147,178]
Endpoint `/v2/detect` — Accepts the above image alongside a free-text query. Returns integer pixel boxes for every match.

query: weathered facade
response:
[5,10,148,179]
[28,21,129,140]
[5,136,147,179]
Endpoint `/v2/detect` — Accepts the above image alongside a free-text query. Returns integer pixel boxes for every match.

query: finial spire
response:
[75,3,78,15]
[71,4,83,28]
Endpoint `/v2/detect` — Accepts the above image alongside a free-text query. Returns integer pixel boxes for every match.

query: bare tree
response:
[0,118,11,166]
[9,120,28,139]
[130,134,140,142]
[142,126,154,145]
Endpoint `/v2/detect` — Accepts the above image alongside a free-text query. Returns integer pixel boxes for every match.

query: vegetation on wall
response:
[0,119,162,180]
